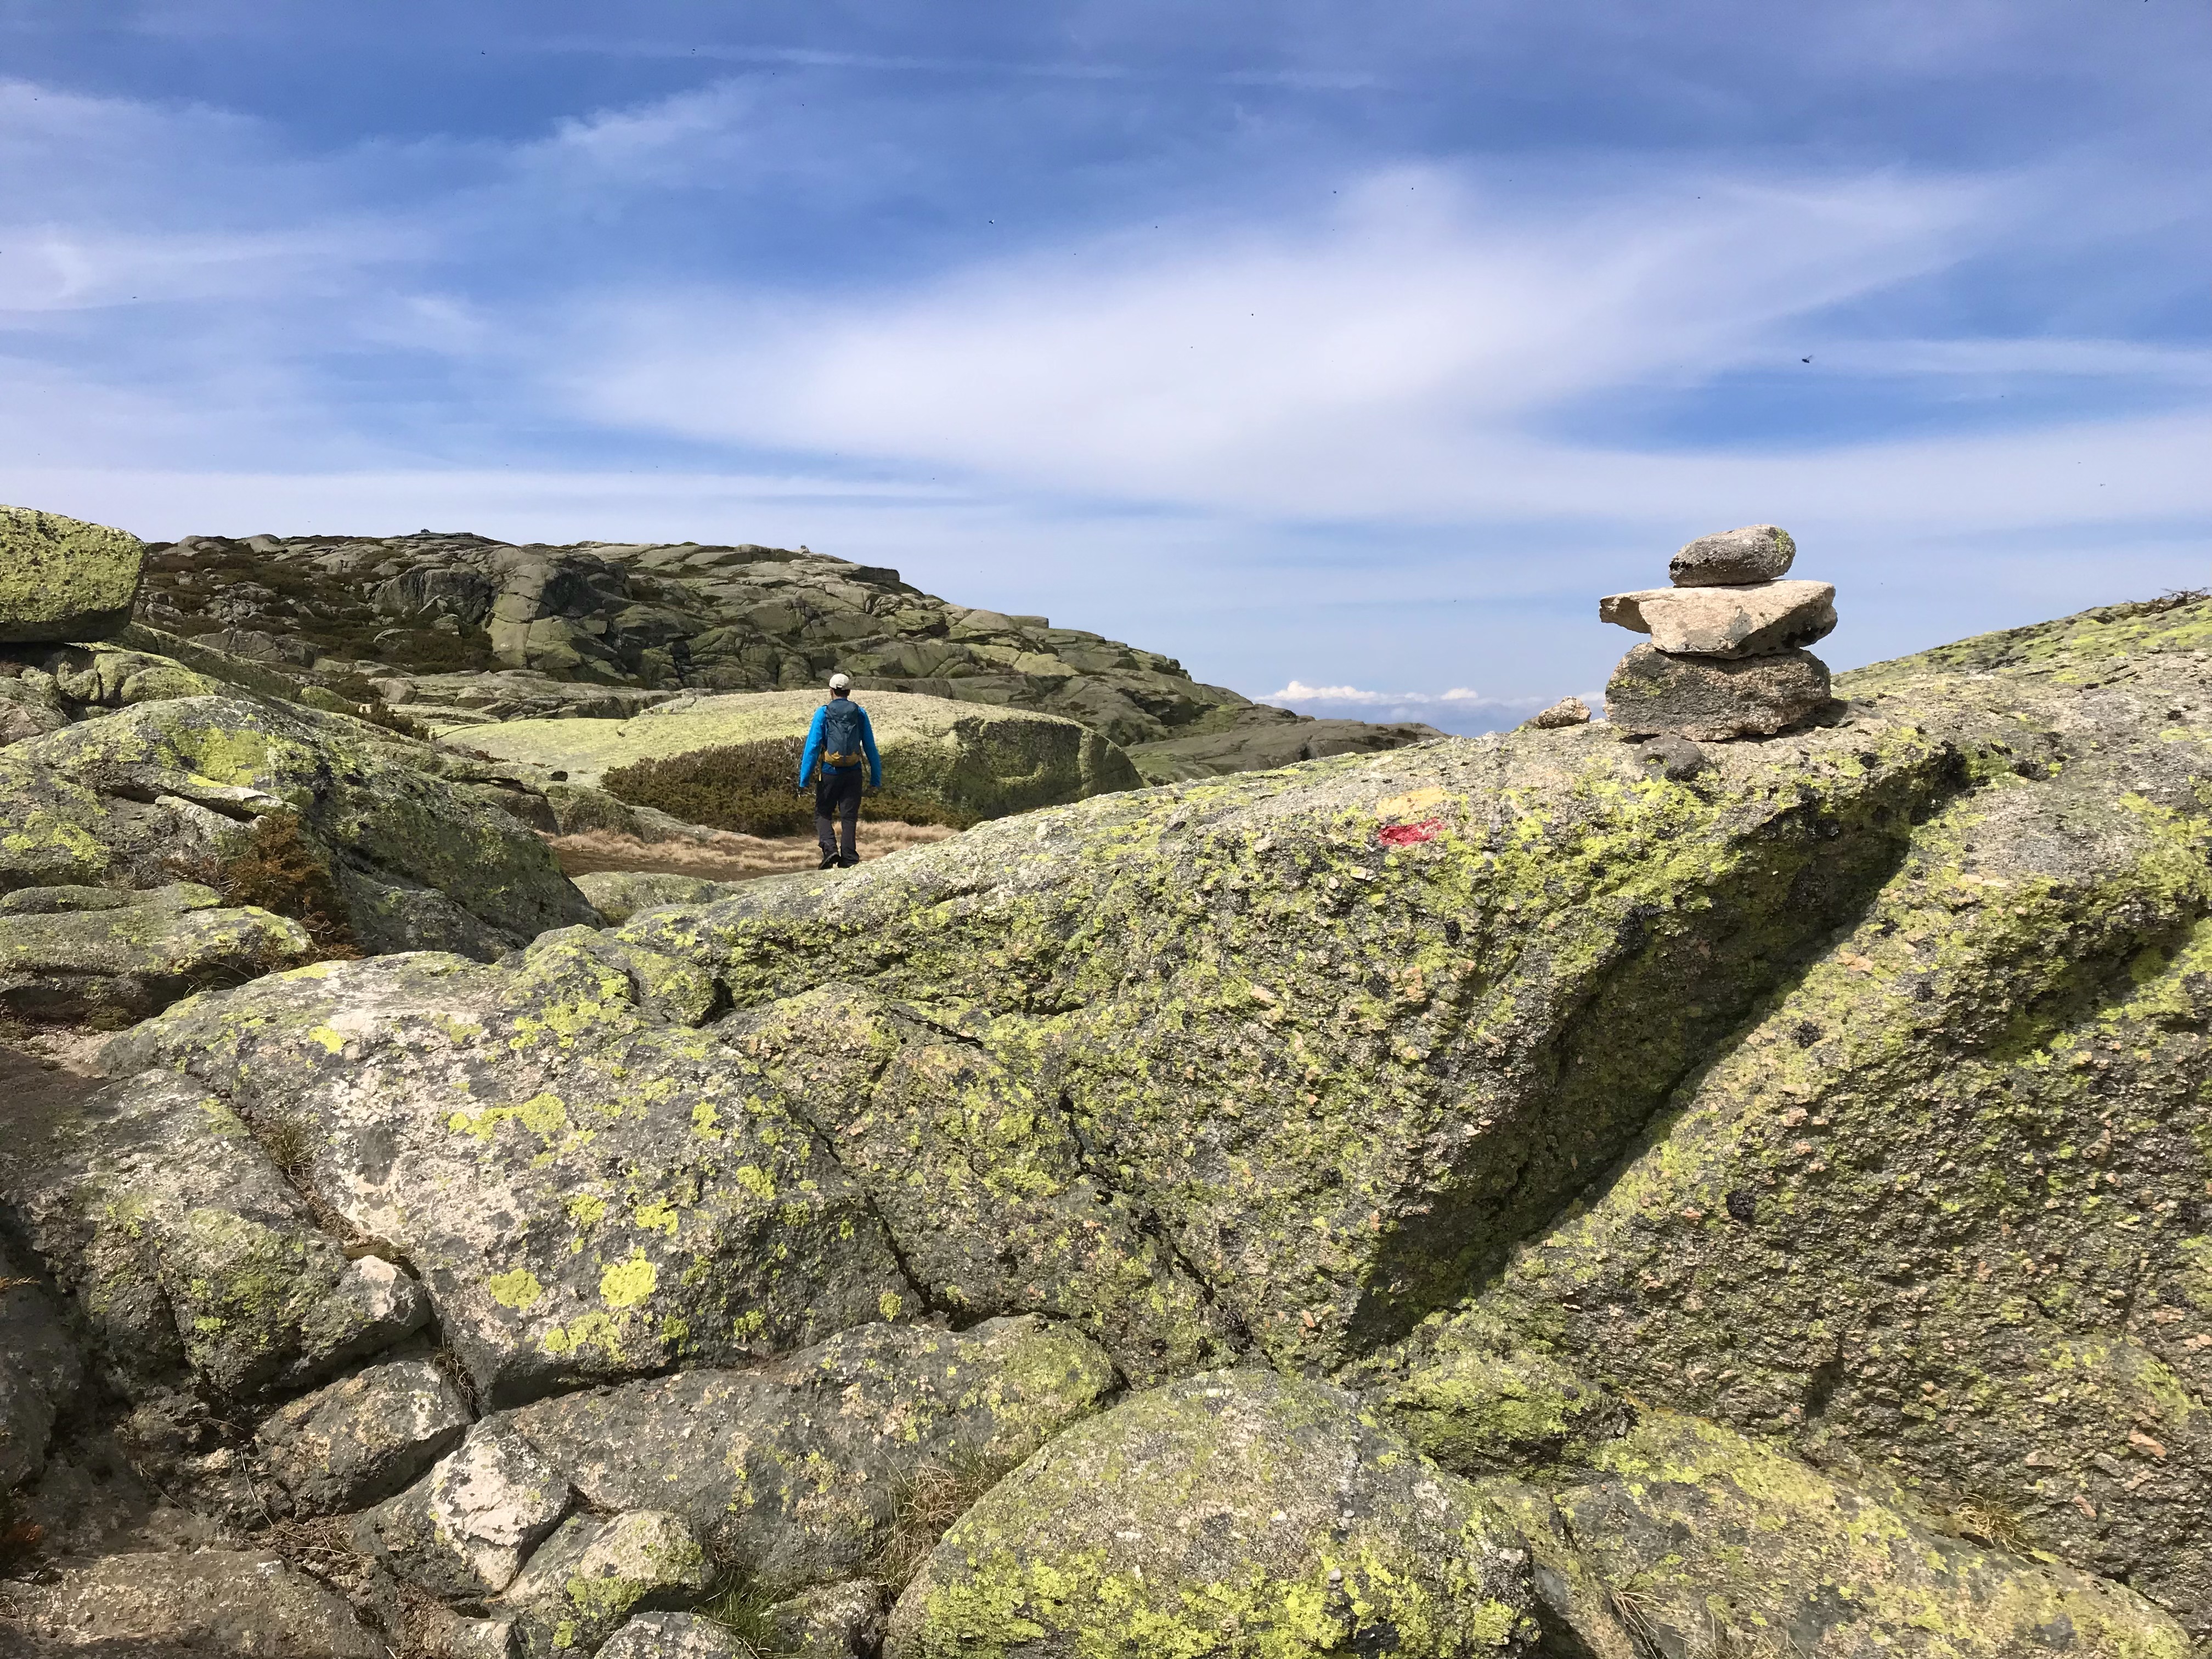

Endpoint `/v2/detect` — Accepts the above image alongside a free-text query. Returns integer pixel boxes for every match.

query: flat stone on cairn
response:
[1598,579,1835,658]
[1602,523,1834,741]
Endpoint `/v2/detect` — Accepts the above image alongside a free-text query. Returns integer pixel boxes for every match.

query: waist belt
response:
[823,752,866,768]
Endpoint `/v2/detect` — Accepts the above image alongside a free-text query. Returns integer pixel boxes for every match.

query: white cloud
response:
[1271,682,1513,707]
[565,162,2210,529]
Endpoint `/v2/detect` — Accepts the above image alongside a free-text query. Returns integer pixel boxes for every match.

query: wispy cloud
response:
[566,161,2207,529]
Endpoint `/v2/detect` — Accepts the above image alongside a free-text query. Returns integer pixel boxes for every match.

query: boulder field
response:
[0,590,2206,1658]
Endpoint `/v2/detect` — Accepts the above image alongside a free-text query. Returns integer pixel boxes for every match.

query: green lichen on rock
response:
[19,594,2207,1653]
[730,985,1235,1381]
[0,504,146,644]
[622,706,1959,1372]
[0,692,596,957]
[0,882,314,1025]
[886,1367,1537,1659]
[1394,599,2212,1641]
[1357,1308,1631,1476]
[1477,1408,2190,1659]
[500,1509,715,1657]
[0,1070,429,1401]
[98,946,912,1404]
[502,1316,1117,1589]
[1845,591,2212,682]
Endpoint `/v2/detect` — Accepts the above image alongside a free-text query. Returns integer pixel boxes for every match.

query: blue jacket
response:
[798,698,882,787]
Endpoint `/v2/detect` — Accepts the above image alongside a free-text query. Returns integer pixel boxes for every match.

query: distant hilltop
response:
[132,529,1442,783]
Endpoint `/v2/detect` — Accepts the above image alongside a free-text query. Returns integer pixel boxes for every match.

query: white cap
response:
[827,672,851,691]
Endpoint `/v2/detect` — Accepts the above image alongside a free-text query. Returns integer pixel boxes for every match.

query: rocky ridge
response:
[1,506,2208,1659]
[132,528,1442,783]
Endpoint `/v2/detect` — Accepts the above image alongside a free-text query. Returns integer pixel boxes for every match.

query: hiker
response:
[797,672,882,869]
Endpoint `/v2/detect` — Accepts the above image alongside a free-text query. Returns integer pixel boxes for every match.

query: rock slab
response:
[256,1356,473,1516]
[599,1612,748,1659]
[1480,1412,2192,1659]
[0,881,314,1025]
[2,1070,432,1403]
[501,1317,1116,1588]
[359,1420,573,1599]
[0,504,147,644]
[7,1548,386,1657]
[498,1509,713,1658]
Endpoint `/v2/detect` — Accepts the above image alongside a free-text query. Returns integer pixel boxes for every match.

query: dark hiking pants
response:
[815,765,864,862]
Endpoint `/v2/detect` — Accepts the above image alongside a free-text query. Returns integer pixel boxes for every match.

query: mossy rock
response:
[0,692,597,957]
[0,504,146,644]
[460,687,1141,822]
[97,940,913,1405]
[885,1366,1539,1659]
[0,1070,431,1402]
[1477,1409,2190,1659]
[499,1316,1117,1589]
[572,870,744,924]
[729,985,1237,1382]
[618,690,1961,1373]
[1365,600,2212,1641]
[499,1509,715,1658]
[0,881,314,1025]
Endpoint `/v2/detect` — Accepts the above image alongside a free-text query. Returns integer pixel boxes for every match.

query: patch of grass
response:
[696,1578,799,1658]
[2106,589,2211,618]
[603,738,970,837]
[258,1112,317,1183]
[1941,1496,2039,1556]
[868,1448,1003,1592]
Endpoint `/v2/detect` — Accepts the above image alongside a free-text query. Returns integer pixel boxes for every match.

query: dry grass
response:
[546,821,956,882]
[869,1452,1002,1592]
[1942,1496,2038,1555]
[257,1113,318,1184]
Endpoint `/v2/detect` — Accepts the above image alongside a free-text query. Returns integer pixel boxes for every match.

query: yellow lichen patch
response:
[565,1194,608,1228]
[543,1310,624,1361]
[600,1252,659,1308]
[488,1267,546,1311]
[731,1164,777,1202]
[1376,787,1451,821]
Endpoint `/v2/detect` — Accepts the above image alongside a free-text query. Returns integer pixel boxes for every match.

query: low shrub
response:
[603,737,972,836]
[173,812,359,956]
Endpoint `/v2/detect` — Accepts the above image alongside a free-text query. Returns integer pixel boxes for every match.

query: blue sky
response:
[2,2,2205,731]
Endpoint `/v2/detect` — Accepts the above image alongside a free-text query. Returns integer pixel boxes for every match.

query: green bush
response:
[602,737,971,836]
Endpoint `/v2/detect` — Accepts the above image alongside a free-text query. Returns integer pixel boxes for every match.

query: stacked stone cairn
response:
[1600,524,1836,742]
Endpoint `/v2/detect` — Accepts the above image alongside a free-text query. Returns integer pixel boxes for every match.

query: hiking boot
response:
[818,850,839,870]
[838,854,860,868]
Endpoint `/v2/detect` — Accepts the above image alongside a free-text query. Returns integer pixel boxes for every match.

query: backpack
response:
[820,699,868,769]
